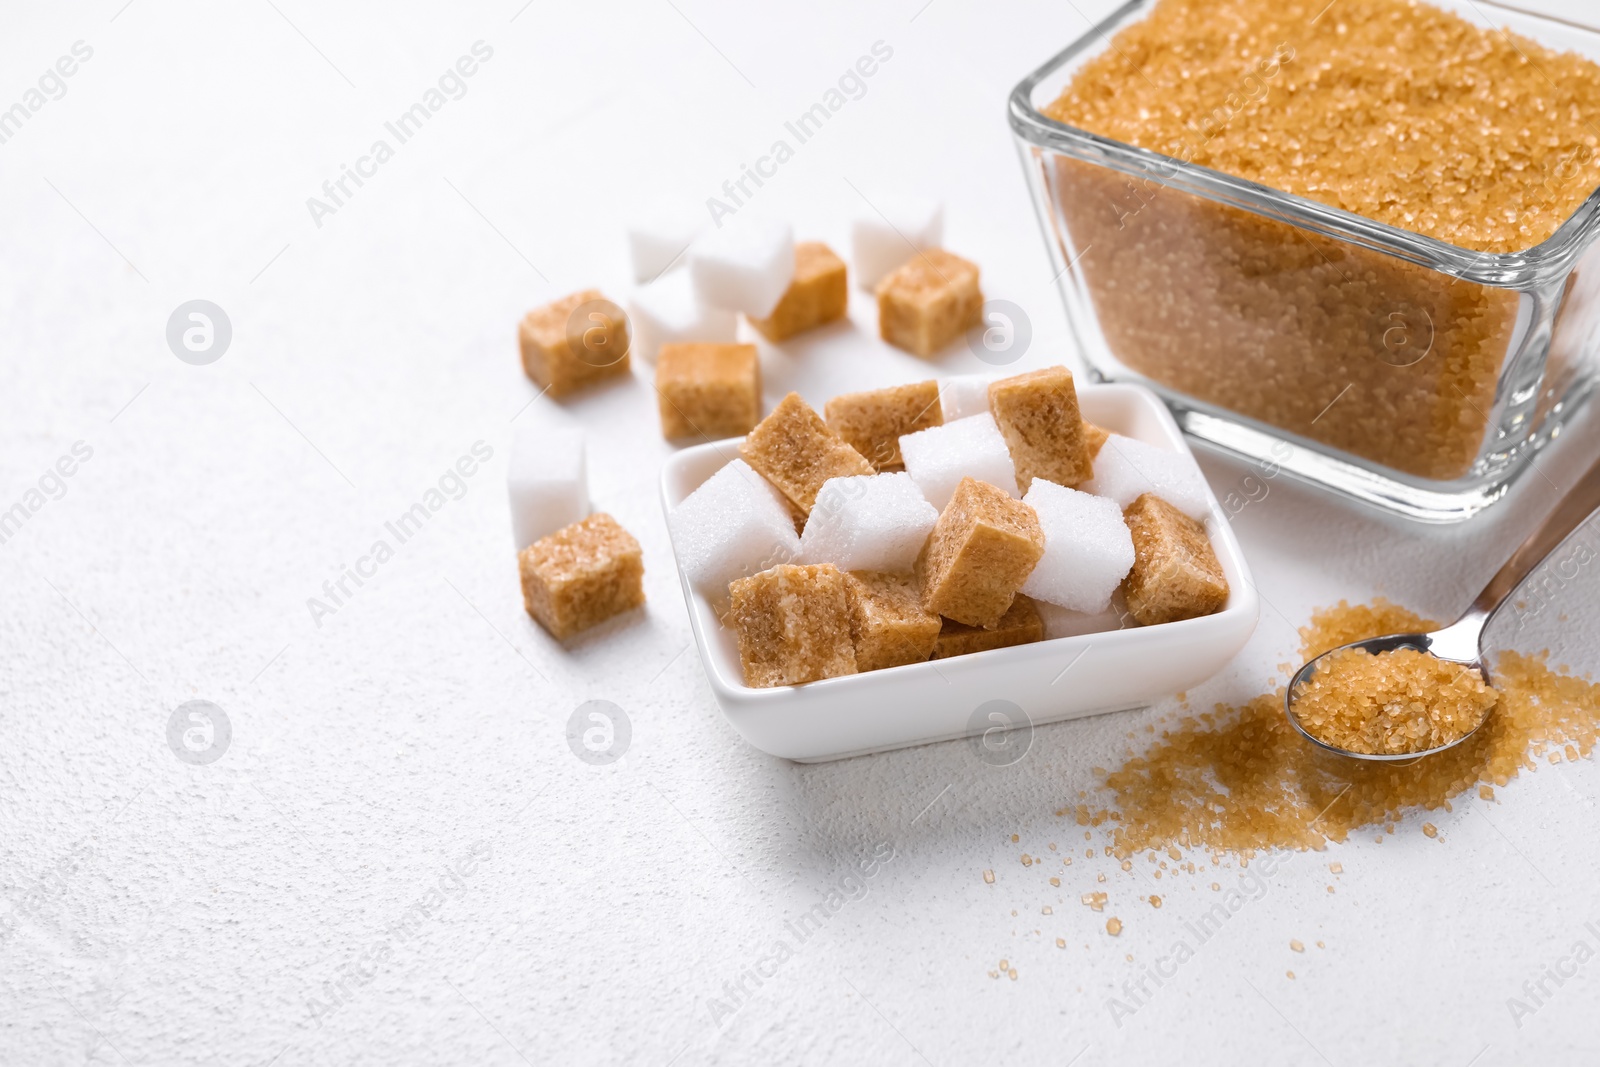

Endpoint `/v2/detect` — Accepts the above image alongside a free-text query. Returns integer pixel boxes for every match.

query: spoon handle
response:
[1468,451,1600,625]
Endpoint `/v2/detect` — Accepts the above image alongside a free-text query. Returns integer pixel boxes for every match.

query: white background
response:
[5,0,1600,1063]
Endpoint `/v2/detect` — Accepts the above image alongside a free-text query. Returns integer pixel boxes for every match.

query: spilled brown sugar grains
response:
[1079,600,1600,857]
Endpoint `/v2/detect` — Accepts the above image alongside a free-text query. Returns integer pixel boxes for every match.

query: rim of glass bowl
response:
[1007,0,1600,292]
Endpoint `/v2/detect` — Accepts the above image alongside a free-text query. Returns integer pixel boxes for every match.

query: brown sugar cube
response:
[655,343,761,440]
[989,366,1092,492]
[845,571,942,671]
[1083,421,1110,460]
[783,496,808,536]
[727,564,858,687]
[748,242,848,342]
[518,289,631,398]
[1121,494,1229,626]
[918,477,1045,629]
[824,380,944,471]
[518,513,645,640]
[932,596,1044,659]
[738,391,874,515]
[876,249,983,358]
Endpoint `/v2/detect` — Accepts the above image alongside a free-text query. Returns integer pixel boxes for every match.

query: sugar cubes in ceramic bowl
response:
[659,374,1258,762]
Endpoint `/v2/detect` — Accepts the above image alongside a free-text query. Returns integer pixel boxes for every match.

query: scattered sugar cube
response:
[824,380,943,471]
[851,196,943,291]
[517,513,645,640]
[939,374,997,421]
[899,413,1018,510]
[655,342,761,441]
[626,204,703,283]
[876,248,983,358]
[507,423,588,550]
[919,477,1045,629]
[1020,480,1135,614]
[689,218,796,319]
[932,596,1044,659]
[798,472,939,573]
[727,563,858,687]
[627,272,738,365]
[748,242,848,342]
[739,392,874,515]
[989,366,1092,492]
[1084,434,1211,519]
[667,459,800,598]
[518,289,632,398]
[1121,494,1229,625]
[845,571,942,671]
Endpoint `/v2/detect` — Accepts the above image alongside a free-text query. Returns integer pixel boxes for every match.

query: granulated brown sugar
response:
[1291,647,1497,755]
[1038,0,1600,479]
[1071,600,1600,857]
[1046,0,1600,253]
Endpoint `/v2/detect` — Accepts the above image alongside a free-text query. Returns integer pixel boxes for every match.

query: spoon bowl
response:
[1282,447,1600,762]
[1285,626,1491,762]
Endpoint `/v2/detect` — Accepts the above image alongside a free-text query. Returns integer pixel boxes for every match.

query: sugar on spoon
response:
[1285,451,1600,761]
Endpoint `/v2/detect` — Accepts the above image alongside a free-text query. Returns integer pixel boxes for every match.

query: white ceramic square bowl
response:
[659,381,1259,762]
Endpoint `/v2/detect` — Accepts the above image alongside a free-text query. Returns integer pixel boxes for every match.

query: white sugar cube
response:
[1084,434,1211,519]
[851,197,943,290]
[899,413,1018,510]
[626,272,739,365]
[507,424,588,550]
[798,472,938,573]
[1020,480,1135,614]
[938,374,996,421]
[669,459,800,596]
[626,204,703,283]
[689,218,795,319]
[1036,598,1130,640]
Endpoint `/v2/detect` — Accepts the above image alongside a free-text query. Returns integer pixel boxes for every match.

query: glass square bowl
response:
[1009,0,1600,522]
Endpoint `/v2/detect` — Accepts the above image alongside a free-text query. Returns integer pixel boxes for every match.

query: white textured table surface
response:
[6,1,1600,1064]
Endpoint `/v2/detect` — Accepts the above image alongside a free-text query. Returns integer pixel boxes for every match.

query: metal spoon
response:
[1286,451,1600,761]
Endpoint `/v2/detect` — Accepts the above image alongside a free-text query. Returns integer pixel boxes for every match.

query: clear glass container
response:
[1009,0,1600,522]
